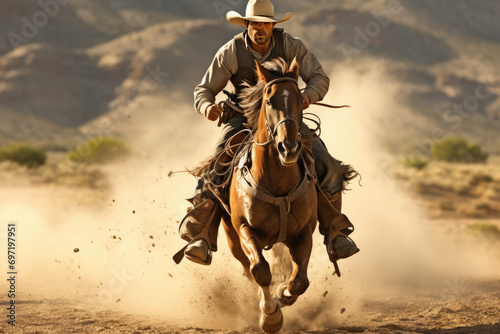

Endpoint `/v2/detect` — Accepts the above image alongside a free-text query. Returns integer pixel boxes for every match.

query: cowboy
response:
[178,0,359,271]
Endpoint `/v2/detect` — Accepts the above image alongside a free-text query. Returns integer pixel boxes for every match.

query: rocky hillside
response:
[408,0,500,43]
[0,0,107,55]
[0,0,499,152]
[0,19,234,126]
[0,0,235,56]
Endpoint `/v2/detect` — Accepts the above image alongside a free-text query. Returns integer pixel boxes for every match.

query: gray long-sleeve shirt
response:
[194,29,330,115]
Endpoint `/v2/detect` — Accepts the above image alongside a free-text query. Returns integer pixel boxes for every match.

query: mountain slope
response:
[0,0,109,55]
[0,105,84,148]
[409,0,500,43]
[0,0,499,153]
[0,43,125,127]
[0,19,236,131]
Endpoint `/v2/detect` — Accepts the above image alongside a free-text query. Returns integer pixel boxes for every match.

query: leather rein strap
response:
[263,76,298,91]
[313,102,351,109]
[239,76,310,245]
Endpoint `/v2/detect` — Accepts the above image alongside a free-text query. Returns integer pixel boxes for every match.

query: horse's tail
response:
[187,156,213,178]
[340,163,360,191]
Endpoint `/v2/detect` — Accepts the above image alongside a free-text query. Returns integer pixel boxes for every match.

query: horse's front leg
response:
[238,224,283,333]
[277,224,313,307]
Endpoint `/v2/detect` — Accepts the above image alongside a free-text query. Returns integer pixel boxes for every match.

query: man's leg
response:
[312,138,359,270]
[181,114,248,265]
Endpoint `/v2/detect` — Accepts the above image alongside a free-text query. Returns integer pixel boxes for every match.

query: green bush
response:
[469,172,494,185]
[67,137,129,164]
[403,155,428,170]
[431,137,488,163]
[466,223,500,241]
[0,143,46,167]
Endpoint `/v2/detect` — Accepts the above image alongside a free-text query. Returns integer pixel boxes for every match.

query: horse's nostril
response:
[278,142,286,155]
[278,141,301,157]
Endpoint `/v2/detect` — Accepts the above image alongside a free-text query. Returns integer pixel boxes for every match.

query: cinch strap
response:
[238,154,313,244]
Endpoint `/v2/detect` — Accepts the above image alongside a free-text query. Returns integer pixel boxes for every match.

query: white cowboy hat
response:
[226,0,292,27]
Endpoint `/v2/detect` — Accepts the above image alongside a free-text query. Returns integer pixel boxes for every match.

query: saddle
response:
[172,129,251,265]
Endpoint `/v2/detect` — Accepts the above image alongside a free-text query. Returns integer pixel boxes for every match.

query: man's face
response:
[246,21,276,45]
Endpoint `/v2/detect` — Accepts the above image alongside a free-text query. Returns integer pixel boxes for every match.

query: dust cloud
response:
[1,64,498,331]
[261,63,500,330]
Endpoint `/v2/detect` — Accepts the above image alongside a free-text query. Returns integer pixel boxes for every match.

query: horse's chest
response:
[239,187,314,233]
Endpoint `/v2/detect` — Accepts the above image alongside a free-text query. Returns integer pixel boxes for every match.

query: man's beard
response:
[255,33,270,45]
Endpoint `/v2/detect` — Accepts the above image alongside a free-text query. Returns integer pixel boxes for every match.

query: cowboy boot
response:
[179,192,222,265]
[317,189,359,274]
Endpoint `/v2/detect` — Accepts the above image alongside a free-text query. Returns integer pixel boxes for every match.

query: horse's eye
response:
[266,99,271,106]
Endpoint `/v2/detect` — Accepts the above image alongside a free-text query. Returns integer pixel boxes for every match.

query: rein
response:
[238,76,315,246]
[313,102,351,109]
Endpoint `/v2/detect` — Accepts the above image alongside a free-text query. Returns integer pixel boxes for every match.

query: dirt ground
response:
[4,278,500,334]
[1,179,499,334]
[1,94,500,334]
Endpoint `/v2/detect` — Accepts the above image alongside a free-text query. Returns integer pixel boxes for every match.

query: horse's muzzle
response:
[277,140,302,165]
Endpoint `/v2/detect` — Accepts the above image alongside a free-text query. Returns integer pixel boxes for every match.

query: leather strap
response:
[172,245,188,265]
[326,214,356,277]
[263,77,298,91]
[238,155,312,244]
[172,200,220,265]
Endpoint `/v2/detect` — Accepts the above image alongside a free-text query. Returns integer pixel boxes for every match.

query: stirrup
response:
[326,214,359,277]
[173,199,219,265]
[184,237,213,266]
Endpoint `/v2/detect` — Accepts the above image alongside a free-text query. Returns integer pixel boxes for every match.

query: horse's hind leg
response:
[277,225,313,307]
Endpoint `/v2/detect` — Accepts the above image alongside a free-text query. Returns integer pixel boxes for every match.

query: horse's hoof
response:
[260,303,283,334]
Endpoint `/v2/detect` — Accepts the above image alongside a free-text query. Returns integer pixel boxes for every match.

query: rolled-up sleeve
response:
[284,32,329,104]
[194,40,237,115]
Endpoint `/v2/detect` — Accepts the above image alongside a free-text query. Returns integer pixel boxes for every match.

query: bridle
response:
[256,77,302,146]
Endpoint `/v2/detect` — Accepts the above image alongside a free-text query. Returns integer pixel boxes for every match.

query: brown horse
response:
[222,57,317,333]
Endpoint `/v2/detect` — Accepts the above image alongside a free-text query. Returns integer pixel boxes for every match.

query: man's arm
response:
[283,31,330,104]
[194,40,237,120]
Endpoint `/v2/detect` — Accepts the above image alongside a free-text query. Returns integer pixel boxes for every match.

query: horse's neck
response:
[251,137,301,196]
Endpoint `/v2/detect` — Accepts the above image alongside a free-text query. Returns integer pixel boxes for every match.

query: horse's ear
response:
[255,60,272,83]
[287,57,299,80]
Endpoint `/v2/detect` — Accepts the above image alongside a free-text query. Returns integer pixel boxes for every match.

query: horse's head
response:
[255,58,303,165]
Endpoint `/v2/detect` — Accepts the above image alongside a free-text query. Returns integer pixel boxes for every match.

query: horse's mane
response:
[239,57,290,130]
[189,58,290,178]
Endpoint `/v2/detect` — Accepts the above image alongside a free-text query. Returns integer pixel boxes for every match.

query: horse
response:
[221,57,318,333]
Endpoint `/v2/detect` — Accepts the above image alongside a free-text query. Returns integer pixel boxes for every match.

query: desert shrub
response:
[493,183,500,195]
[403,155,428,170]
[466,223,500,241]
[438,199,455,211]
[458,205,481,218]
[451,182,471,196]
[431,137,488,163]
[475,201,492,212]
[469,172,494,185]
[459,201,493,218]
[67,137,129,164]
[0,143,46,167]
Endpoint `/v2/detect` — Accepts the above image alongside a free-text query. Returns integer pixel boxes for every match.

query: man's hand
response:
[302,93,310,110]
[205,104,223,121]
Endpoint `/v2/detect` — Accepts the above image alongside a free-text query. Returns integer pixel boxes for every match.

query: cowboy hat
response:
[226,0,292,27]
